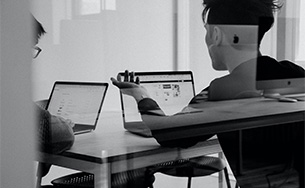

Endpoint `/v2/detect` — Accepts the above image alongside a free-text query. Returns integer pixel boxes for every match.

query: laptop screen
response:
[46,82,108,127]
[119,71,195,122]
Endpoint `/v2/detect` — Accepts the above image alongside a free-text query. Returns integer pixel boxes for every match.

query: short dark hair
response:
[202,0,282,44]
[32,14,46,44]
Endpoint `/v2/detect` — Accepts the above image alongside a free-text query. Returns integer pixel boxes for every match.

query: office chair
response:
[47,154,231,188]
[46,169,155,188]
[151,155,231,188]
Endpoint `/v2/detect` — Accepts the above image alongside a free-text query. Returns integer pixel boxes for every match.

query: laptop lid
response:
[118,71,196,137]
[46,81,108,135]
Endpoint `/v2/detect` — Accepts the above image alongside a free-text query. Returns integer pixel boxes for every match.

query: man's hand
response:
[58,116,75,128]
[111,70,150,103]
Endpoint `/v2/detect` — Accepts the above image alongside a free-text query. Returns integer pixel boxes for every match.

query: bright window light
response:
[102,0,116,10]
[79,0,116,15]
[80,0,101,15]
[297,0,305,61]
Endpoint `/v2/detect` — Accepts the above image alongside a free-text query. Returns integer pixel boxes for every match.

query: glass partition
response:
[31,0,177,111]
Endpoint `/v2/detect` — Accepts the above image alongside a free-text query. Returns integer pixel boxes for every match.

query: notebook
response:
[46,81,108,135]
[118,71,196,137]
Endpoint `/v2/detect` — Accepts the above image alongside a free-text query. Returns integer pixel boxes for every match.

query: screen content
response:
[48,84,106,125]
[121,73,194,122]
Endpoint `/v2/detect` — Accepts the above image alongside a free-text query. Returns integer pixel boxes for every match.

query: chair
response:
[46,168,155,188]
[151,155,231,188]
[154,156,231,188]
[148,138,232,188]
[47,154,231,188]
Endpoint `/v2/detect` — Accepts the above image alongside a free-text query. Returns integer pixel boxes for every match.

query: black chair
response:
[47,169,155,188]
[152,155,231,188]
[47,154,231,188]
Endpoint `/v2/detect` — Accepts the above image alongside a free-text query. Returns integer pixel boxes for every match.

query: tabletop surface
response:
[58,97,304,163]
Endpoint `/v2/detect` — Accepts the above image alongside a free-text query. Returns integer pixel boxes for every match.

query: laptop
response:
[118,71,196,137]
[46,81,108,135]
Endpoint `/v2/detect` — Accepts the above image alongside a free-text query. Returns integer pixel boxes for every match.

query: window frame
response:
[277,0,305,67]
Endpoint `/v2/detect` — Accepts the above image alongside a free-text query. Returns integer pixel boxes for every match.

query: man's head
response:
[202,0,282,71]
[202,0,282,45]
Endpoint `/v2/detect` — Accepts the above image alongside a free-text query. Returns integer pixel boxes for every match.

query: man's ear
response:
[212,26,222,46]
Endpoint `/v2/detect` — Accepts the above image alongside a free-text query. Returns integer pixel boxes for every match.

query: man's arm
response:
[111,71,166,116]
[35,104,75,154]
[111,71,213,148]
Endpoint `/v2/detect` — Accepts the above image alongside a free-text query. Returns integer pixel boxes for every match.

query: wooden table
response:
[37,97,305,187]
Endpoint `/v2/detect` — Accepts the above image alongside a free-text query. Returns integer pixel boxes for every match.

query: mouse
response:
[278,97,298,103]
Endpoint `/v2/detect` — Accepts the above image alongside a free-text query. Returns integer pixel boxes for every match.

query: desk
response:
[37,112,222,187]
[37,97,305,187]
[143,97,305,140]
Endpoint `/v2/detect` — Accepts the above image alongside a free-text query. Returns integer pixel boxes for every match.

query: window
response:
[296,0,305,62]
[276,0,305,67]
[79,0,101,15]
[78,0,116,15]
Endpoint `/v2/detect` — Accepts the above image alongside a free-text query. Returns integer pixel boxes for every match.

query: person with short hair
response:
[32,16,75,185]
[32,14,74,155]
[111,0,304,186]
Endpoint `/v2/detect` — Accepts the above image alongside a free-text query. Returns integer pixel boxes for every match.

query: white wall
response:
[31,0,176,111]
[189,0,227,92]
[31,0,231,111]
[0,0,35,187]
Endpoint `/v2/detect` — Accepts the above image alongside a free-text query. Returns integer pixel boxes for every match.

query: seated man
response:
[33,15,74,154]
[33,15,75,183]
[111,0,304,187]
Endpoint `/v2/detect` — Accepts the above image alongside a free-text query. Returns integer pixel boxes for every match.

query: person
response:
[111,0,304,187]
[32,15,75,183]
[32,14,74,154]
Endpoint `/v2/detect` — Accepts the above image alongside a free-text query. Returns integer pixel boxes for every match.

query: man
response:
[33,15,75,185]
[33,15,74,155]
[111,0,304,186]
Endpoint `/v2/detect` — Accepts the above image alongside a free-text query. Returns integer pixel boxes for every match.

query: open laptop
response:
[46,81,108,135]
[118,71,196,137]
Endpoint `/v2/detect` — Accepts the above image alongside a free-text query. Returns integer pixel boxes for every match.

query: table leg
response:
[94,150,111,188]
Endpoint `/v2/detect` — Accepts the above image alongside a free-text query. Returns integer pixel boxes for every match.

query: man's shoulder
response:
[208,60,260,101]
[209,74,235,93]
[208,75,243,100]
